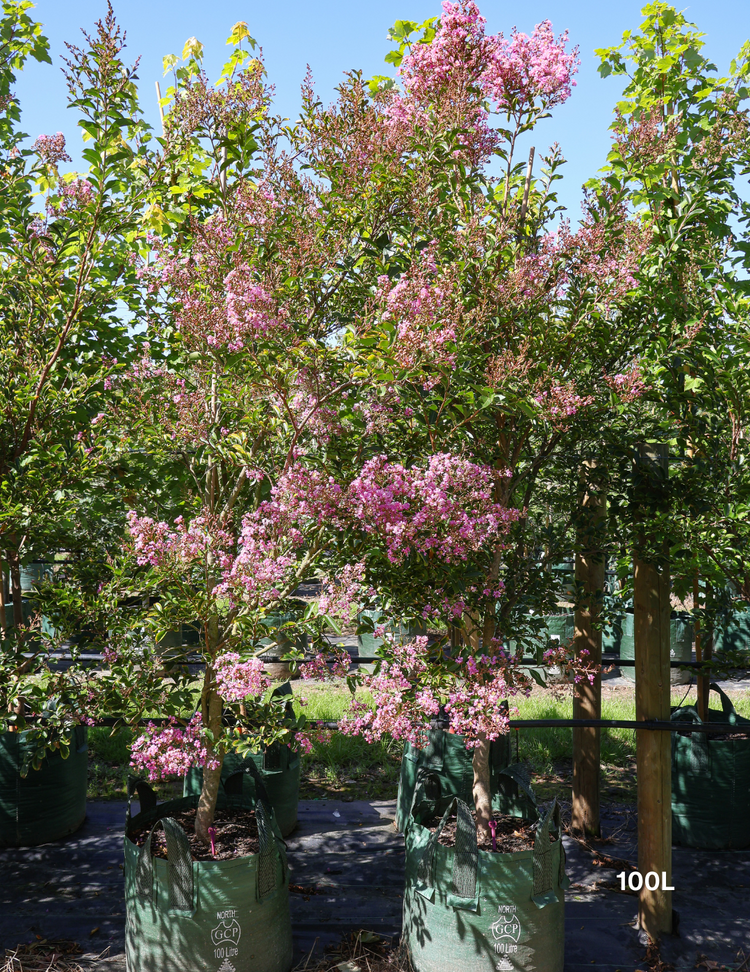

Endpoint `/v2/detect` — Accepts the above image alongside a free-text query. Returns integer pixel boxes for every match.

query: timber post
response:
[634,443,672,938]
[572,462,605,837]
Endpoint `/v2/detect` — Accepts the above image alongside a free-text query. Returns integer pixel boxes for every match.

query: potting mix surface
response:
[128,806,260,861]
[431,810,551,853]
[1,798,749,971]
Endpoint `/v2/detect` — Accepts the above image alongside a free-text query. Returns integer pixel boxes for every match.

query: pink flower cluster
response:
[32,132,71,165]
[347,453,518,564]
[604,363,646,402]
[376,251,458,381]
[46,178,94,217]
[130,714,220,781]
[299,645,352,681]
[534,381,594,428]
[223,267,287,349]
[484,20,579,113]
[318,562,368,621]
[340,637,435,747]
[127,511,235,570]
[221,464,347,606]
[214,652,270,700]
[389,2,578,164]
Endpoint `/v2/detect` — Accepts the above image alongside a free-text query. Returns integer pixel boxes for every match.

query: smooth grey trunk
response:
[472,735,492,841]
[195,613,224,842]
[195,685,224,842]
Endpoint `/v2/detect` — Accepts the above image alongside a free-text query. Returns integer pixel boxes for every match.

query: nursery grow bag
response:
[125,768,293,972]
[403,794,568,972]
[713,611,750,652]
[396,729,535,833]
[671,683,750,850]
[620,611,693,684]
[184,743,300,837]
[0,726,87,847]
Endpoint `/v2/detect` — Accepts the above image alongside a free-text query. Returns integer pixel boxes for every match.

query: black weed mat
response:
[1,799,749,970]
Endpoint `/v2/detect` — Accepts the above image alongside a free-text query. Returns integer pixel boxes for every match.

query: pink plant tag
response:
[208,826,216,857]
[488,819,497,853]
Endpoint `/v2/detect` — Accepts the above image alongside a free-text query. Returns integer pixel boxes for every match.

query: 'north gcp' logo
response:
[211,918,242,946]
[491,912,521,943]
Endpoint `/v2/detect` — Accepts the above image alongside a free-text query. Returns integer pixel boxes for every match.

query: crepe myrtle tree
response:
[289,0,664,839]
[0,4,168,751]
[85,21,530,842]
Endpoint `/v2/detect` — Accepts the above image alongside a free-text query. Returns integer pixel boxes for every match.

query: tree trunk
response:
[572,464,605,838]
[195,684,224,843]
[472,734,492,841]
[195,613,224,843]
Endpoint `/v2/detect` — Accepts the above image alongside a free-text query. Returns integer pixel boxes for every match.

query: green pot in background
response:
[396,728,535,833]
[619,611,693,684]
[357,608,428,669]
[671,684,750,849]
[184,743,300,837]
[0,726,88,847]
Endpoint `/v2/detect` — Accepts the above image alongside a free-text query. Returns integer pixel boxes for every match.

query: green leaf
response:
[181,36,204,62]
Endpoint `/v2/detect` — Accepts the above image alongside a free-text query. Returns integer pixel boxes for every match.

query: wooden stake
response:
[155,81,165,137]
[693,570,708,721]
[634,443,672,939]
[572,464,605,837]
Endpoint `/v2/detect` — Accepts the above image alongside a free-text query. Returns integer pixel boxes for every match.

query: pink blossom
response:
[299,646,352,681]
[32,132,71,165]
[346,453,518,564]
[214,653,270,700]
[485,20,579,114]
[130,714,220,781]
[604,363,646,402]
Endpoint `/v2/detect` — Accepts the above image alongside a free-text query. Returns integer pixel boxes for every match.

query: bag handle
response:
[669,705,710,772]
[224,757,282,899]
[135,816,193,912]
[497,763,538,809]
[415,796,478,912]
[709,683,737,724]
[532,798,568,907]
[126,776,157,828]
[423,728,446,770]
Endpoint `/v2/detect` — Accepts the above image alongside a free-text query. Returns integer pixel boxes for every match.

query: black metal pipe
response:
[90,716,750,734]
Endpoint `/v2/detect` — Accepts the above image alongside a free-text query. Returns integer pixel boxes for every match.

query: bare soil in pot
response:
[130,805,260,861]
[430,810,556,853]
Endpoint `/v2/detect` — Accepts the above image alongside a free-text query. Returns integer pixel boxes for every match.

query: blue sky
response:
[13,0,750,217]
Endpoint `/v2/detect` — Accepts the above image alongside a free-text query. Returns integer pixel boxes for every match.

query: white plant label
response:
[616,870,674,891]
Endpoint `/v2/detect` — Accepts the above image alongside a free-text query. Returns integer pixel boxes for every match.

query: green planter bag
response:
[671,683,750,850]
[125,765,293,972]
[403,794,568,972]
[713,611,750,652]
[620,611,693,684]
[0,726,87,847]
[396,729,535,832]
[184,743,300,837]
